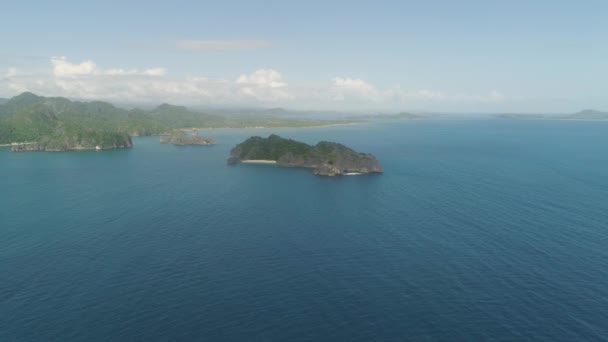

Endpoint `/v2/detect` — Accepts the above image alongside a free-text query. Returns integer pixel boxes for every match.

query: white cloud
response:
[51,56,166,78]
[237,69,287,88]
[331,77,379,101]
[141,68,167,76]
[176,40,271,51]
[236,69,291,102]
[2,57,291,105]
[333,77,375,94]
[0,56,510,110]
[52,57,96,77]
[5,67,18,78]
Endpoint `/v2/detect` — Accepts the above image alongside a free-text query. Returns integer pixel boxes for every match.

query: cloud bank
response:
[1,57,507,110]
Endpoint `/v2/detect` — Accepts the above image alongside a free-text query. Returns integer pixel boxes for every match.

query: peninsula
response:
[227,134,383,176]
[0,92,358,151]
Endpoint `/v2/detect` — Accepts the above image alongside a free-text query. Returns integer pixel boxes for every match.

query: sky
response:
[1,0,606,112]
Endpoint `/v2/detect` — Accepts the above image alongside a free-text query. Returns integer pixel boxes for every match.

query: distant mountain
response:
[152,103,190,113]
[496,113,547,120]
[566,109,608,120]
[497,110,608,121]
[0,93,357,147]
[193,107,349,119]
[0,98,7,105]
[5,92,43,107]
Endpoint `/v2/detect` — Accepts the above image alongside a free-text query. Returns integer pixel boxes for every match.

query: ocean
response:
[1,119,607,341]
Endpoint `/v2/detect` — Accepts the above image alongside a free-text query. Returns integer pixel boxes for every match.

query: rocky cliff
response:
[227,134,383,176]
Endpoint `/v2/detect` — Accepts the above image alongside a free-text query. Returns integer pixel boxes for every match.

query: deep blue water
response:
[1,119,608,341]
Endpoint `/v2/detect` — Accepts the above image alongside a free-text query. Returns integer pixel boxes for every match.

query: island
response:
[10,131,132,152]
[227,134,383,176]
[160,130,215,145]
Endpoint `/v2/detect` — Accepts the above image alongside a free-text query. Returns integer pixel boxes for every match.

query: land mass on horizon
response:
[496,109,608,121]
[160,130,216,145]
[0,92,360,151]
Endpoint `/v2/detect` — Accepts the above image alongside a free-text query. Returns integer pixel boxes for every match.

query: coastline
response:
[191,121,364,131]
[241,160,277,164]
[130,122,366,138]
[1,141,36,147]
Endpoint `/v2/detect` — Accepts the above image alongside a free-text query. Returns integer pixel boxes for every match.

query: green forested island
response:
[0,92,356,151]
[227,134,383,176]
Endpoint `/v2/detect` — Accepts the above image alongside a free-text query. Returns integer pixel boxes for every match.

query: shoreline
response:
[241,160,277,164]
[133,122,366,138]
[0,141,36,147]
[190,121,364,131]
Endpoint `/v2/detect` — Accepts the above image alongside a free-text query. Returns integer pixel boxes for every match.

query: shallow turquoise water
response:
[1,120,608,341]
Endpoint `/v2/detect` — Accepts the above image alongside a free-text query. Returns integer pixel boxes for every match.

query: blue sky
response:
[1,0,606,112]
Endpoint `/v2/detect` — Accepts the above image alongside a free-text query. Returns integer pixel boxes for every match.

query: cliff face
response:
[10,134,132,152]
[160,130,215,145]
[228,134,383,176]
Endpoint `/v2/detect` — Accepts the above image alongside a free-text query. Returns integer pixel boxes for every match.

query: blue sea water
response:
[1,119,608,341]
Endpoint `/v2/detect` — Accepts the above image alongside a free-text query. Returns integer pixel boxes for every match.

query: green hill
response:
[0,93,357,147]
[227,134,383,176]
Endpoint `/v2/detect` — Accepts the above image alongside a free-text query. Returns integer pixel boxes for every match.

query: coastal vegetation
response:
[227,134,383,176]
[0,92,357,150]
[160,130,215,145]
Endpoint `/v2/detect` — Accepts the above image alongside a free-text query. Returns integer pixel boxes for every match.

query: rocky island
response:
[227,134,383,176]
[160,130,215,145]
